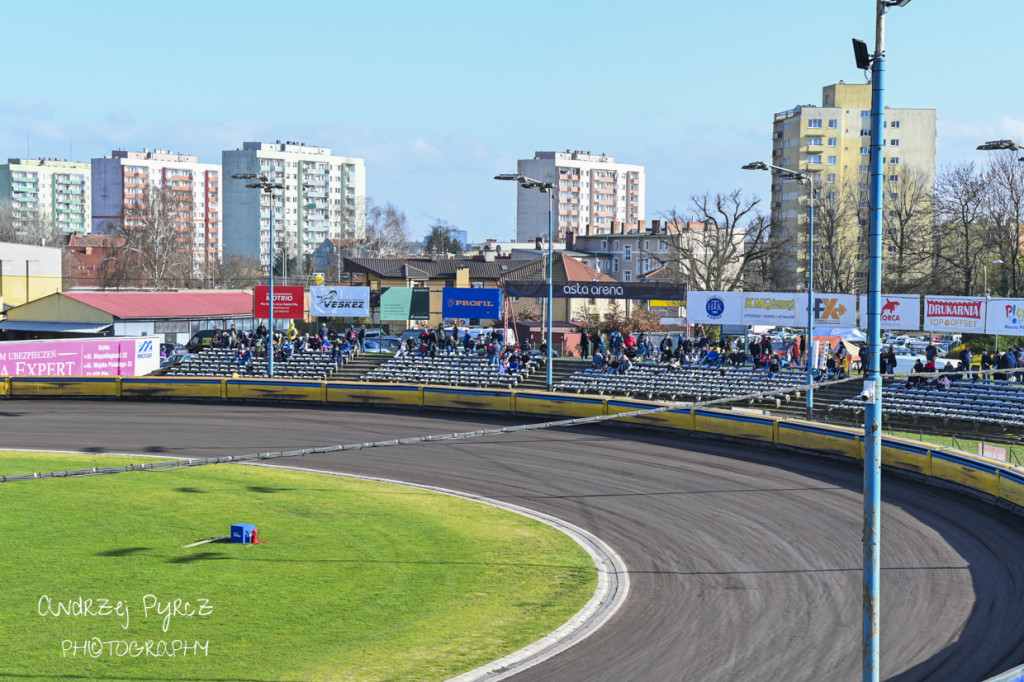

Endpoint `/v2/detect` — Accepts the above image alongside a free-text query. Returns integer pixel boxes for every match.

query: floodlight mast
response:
[494,173,555,391]
[232,172,284,376]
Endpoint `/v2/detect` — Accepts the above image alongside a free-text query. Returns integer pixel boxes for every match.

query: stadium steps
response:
[737,375,866,419]
[518,358,598,392]
[332,354,393,382]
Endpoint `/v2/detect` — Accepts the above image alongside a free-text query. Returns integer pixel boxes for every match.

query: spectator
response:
[908,358,925,388]
[959,343,974,381]
[617,352,633,375]
[357,326,366,351]
[767,354,781,379]
[592,350,604,370]
[286,323,298,342]
[580,331,591,360]
[981,349,993,383]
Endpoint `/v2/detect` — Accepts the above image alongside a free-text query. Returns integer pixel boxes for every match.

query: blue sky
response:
[3,0,1021,244]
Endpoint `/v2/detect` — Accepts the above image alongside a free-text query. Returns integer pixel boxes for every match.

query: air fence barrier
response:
[4,373,1024,679]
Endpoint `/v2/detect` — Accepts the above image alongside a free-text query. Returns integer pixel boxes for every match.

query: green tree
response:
[424,220,463,256]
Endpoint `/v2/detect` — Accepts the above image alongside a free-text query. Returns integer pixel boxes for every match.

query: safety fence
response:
[4,374,1024,517]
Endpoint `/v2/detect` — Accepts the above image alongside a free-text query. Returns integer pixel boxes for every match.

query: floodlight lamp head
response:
[993,260,1004,265]
[742,161,769,171]
[978,140,1020,151]
[232,173,261,180]
[494,174,523,182]
[852,39,872,70]
[886,0,911,7]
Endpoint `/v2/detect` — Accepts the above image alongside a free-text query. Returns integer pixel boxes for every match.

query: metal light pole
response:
[233,173,284,377]
[743,161,816,418]
[855,2,911,679]
[984,259,1003,297]
[495,173,555,391]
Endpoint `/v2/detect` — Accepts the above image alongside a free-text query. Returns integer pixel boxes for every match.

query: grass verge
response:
[0,452,596,681]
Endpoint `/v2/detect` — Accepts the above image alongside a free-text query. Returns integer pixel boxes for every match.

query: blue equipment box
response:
[231,523,256,543]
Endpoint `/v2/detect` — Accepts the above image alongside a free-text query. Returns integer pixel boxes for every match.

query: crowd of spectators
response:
[903,343,1024,389]
[203,322,368,373]
[394,324,538,375]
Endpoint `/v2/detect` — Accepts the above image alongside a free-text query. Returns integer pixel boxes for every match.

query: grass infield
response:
[0,452,596,681]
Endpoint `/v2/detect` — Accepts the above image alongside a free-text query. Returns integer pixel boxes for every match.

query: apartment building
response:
[769,81,936,290]
[515,150,645,243]
[0,158,91,236]
[222,141,366,273]
[91,149,222,270]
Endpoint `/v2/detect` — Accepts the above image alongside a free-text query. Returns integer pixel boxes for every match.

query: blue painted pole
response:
[807,175,815,418]
[268,188,275,378]
[546,189,554,392]
[864,2,886,679]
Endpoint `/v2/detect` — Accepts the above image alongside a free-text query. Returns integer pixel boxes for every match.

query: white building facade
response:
[91,149,222,270]
[222,141,366,273]
[515,150,645,243]
[0,158,91,236]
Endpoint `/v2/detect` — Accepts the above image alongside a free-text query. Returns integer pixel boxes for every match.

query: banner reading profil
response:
[441,288,502,320]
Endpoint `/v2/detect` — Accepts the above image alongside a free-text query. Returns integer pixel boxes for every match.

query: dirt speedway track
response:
[5,400,1024,681]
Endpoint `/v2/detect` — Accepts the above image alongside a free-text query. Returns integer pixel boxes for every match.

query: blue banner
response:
[442,287,502,320]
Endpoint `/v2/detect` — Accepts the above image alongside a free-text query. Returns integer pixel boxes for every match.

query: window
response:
[889,193,899,201]
[861,110,870,118]
[890,120,901,129]
[827,191,837,201]
[860,165,869,173]
[828,137,837,147]
[827,156,837,165]
[861,129,871,137]
[860,147,869,155]
[643,240,649,250]
[890,157,900,165]
[889,174,899,183]
[624,244,632,260]
[808,119,823,128]
[827,174,837,183]
[612,258,619,273]
[890,139,900,146]
[807,155,822,164]
[623,270,632,282]
[807,136,823,146]
[887,245,897,254]
[828,119,838,128]
[600,239,607,250]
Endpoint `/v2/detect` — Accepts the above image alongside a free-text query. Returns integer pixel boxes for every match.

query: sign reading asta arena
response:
[923,296,986,332]
[254,285,305,320]
[441,287,502,320]
[502,281,685,300]
[309,286,369,317]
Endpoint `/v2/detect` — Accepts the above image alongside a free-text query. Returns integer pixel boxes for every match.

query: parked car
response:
[160,342,185,357]
[185,329,220,353]
[363,336,402,353]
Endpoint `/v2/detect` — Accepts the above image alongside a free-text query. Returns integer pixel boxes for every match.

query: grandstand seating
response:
[554,364,810,401]
[164,348,341,381]
[831,380,1024,428]
[364,352,534,389]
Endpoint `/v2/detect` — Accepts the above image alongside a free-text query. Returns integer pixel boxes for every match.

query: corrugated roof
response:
[0,320,112,333]
[61,291,254,320]
[345,257,536,280]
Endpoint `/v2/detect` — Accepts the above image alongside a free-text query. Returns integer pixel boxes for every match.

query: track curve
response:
[5,400,1024,681]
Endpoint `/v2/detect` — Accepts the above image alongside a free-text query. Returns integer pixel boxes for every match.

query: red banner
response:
[254,285,305,319]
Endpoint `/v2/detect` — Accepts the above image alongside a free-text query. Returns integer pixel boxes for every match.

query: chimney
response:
[652,219,661,235]
[565,230,576,250]
[612,220,621,235]
[535,237,544,250]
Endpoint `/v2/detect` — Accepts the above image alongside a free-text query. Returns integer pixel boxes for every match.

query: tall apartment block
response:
[222,141,366,272]
[770,82,936,290]
[91,149,222,269]
[0,158,91,237]
[515,150,645,243]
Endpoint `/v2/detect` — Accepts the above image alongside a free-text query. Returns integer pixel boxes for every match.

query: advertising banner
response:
[858,294,921,331]
[0,337,158,377]
[309,286,369,317]
[380,287,432,321]
[441,287,502,320]
[502,280,685,300]
[741,292,802,326]
[802,293,857,328]
[686,291,745,325]
[924,296,987,332]
[254,285,305,319]
[985,298,1024,335]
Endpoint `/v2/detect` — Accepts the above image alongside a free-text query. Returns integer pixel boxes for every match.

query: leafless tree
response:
[102,184,196,289]
[362,199,412,258]
[882,165,935,293]
[985,151,1024,296]
[215,253,263,289]
[645,191,782,292]
[0,200,64,247]
[934,161,991,296]
[812,181,860,293]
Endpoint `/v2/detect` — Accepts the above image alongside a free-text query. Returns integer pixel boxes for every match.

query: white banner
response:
[742,292,803,326]
[686,291,745,325]
[924,296,986,333]
[858,294,921,331]
[985,298,1024,335]
[800,293,857,327]
[309,286,369,317]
